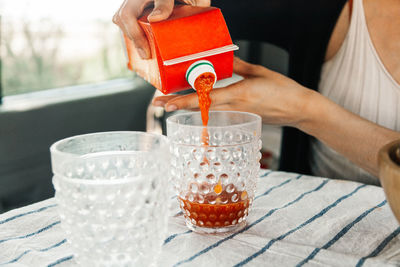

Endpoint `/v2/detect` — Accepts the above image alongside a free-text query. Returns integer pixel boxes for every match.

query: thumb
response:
[165,92,199,111]
[148,0,174,22]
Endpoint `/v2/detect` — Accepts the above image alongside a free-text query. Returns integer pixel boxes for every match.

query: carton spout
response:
[186,60,217,89]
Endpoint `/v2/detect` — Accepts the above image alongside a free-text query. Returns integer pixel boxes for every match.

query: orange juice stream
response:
[193,72,214,146]
[178,72,249,228]
[194,72,223,194]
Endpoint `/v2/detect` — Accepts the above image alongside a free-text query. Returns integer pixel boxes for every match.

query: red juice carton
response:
[122,5,238,95]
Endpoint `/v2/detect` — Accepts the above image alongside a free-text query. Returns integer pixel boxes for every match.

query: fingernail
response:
[149,9,161,17]
[137,48,148,59]
[153,101,164,106]
[166,104,177,112]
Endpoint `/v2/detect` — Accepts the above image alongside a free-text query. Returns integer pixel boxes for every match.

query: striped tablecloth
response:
[1,170,400,267]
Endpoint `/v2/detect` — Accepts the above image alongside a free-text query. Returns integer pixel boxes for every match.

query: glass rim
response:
[52,172,149,185]
[50,131,168,160]
[166,111,262,130]
[170,139,257,148]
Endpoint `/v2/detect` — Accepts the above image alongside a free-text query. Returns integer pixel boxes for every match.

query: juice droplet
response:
[214,180,223,194]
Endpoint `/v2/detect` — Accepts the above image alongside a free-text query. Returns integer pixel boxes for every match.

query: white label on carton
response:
[163,44,239,66]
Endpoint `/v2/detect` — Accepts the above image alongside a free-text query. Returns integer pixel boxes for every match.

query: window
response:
[1,0,131,97]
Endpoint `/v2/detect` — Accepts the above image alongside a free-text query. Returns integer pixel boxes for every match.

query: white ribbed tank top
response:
[310,0,400,185]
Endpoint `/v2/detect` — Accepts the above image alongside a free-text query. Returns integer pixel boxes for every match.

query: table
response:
[1,170,400,267]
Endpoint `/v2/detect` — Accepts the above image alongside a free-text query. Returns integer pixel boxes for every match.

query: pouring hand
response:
[153,57,314,127]
[113,0,210,59]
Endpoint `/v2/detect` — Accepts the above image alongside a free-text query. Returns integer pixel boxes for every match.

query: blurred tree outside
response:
[2,17,132,96]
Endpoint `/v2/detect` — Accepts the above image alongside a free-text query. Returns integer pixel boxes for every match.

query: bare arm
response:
[299,90,400,177]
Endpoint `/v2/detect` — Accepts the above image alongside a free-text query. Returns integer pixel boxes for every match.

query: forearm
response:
[298,90,400,177]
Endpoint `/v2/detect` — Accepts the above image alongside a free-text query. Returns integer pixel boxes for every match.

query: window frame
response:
[0,77,140,112]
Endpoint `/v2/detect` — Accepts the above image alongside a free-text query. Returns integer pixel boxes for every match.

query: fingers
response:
[148,0,174,22]
[124,20,151,59]
[182,0,211,6]
[197,0,211,7]
[210,105,237,111]
[154,84,240,112]
[153,94,199,111]
[165,93,200,112]
[153,93,235,112]
[152,95,180,106]
[113,0,151,59]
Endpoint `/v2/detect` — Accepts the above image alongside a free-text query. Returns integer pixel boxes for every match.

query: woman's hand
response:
[113,0,210,59]
[153,57,315,127]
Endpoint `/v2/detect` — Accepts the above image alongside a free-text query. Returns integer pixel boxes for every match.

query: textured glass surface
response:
[167,111,262,233]
[51,132,169,266]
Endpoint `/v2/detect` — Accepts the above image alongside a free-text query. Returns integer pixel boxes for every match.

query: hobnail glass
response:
[167,111,262,233]
[50,132,169,267]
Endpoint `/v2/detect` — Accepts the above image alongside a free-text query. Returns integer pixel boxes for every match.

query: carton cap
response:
[186,60,217,89]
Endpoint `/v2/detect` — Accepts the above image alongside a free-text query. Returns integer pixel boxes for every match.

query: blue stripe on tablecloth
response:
[47,255,73,267]
[356,226,400,267]
[234,184,367,267]
[0,239,67,265]
[174,211,184,217]
[0,250,30,266]
[173,178,329,267]
[165,175,301,246]
[40,239,67,252]
[0,204,57,225]
[255,175,301,200]
[164,230,193,245]
[259,170,272,178]
[296,199,387,267]
[0,221,60,244]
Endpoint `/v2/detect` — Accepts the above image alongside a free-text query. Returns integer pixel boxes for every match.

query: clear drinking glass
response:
[50,132,169,266]
[167,111,262,233]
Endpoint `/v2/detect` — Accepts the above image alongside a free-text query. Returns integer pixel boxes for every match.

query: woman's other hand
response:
[113,0,211,59]
[153,57,315,127]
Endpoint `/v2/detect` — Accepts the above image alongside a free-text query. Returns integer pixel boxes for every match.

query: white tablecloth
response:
[1,170,400,267]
